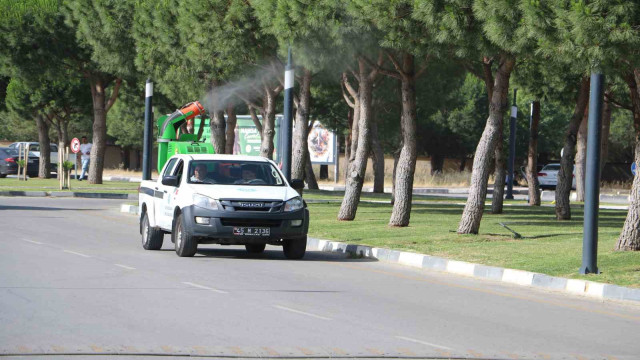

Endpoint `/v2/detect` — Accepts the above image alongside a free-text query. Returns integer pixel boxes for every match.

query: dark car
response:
[0,147,40,178]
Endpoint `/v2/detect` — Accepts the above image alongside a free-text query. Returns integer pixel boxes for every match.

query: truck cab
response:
[138,154,309,259]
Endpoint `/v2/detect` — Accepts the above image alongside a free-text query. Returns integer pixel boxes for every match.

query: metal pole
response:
[143,79,153,180]
[506,89,518,199]
[580,72,604,275]
[282,48,294,182]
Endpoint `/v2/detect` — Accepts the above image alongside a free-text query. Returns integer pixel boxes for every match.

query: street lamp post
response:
[506,89,518,199]
[143,79,153,181]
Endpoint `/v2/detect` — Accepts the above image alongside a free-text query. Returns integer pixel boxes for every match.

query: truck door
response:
[153,158,178,230]
[157,159,184,230]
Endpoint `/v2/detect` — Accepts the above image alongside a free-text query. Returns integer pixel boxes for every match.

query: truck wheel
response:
[283,236,306,260]
[141,213,163,250]
[173,213,198,257]
[245,244,266,254]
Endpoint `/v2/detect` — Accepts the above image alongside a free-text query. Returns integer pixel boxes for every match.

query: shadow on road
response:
[192,247,378,263]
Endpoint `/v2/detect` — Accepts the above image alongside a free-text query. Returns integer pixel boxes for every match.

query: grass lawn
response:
[307,200,640,288]
[0,177,139,193]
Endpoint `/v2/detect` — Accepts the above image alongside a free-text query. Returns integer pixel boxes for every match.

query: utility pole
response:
[506,89,518,199]
[580,72,604,275]
[282,48,294,182]
[143,79,153,180]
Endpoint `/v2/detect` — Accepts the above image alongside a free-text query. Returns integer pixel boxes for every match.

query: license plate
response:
[233,227,270,236]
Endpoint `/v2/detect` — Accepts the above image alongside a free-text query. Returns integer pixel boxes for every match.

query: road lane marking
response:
[273,305,332,321]
[182,282,227,294]
[298,347,314,355]
[366,348,383,355]
[331,348,347,355]
[90,345,104,352]
[396,336,452,351]
[22,239,43,245]
[114,264,136,270]
[397,348,416,356]
[193,346,208,355]
[336,263,640,322]
[229,346,244,355]
[63,250,91,258]
[262,347,280,356]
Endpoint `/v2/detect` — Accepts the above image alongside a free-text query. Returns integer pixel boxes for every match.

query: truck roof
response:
[180,154,273,163]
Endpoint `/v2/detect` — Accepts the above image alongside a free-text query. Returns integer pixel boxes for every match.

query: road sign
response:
[70,138,80,154]
[632,162,636,176]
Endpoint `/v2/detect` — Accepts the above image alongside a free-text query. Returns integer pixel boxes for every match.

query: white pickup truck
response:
[138,154,309,259]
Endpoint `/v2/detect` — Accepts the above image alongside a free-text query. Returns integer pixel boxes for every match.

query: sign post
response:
[70,137,80,181]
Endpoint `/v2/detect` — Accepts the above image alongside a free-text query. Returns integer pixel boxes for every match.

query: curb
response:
[0,191,137,200]
[305,238,640,304]
[117,205,640,303]
[541,190,629,204]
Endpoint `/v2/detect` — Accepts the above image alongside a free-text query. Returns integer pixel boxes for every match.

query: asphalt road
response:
[1,197,639,360]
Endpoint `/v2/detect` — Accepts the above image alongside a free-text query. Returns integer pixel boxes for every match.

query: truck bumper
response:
[181,205,309,245]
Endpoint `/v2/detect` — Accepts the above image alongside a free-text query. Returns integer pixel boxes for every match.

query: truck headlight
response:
[284,196,303,212]
[193,193,217,210]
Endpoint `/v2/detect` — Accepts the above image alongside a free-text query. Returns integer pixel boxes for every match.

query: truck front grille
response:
[219,200,284,212]
[220,218,282,227]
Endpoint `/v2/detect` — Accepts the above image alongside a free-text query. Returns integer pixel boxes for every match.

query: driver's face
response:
[242,170,256,180]
[194,166,207,179]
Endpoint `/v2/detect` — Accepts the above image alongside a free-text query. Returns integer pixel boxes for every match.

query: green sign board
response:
[194,115,281,159]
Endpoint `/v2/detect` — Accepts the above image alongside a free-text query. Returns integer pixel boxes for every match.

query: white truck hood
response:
[190,184,298,201]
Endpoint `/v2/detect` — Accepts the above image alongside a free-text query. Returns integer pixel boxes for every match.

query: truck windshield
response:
[187,160,284,186]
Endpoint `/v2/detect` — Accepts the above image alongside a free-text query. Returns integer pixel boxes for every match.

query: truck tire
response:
[245,244,266,254]
[173,213,198,257]
[283,236,306,260]
[141,213,163,250]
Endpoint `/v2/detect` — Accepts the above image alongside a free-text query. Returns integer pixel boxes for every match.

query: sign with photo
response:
[308,121,337,165]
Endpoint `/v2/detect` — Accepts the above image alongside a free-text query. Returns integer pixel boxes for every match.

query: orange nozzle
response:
[179,101,205,120]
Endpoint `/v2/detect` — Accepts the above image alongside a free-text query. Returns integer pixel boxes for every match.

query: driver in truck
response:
[190,164,214,184]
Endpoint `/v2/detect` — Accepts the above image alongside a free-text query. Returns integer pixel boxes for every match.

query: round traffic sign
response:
[70,138,81,154]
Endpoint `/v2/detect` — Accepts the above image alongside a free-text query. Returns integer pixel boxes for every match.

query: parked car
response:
[8,142,59,166]
[0,147,40,178]
[537,163,576,189]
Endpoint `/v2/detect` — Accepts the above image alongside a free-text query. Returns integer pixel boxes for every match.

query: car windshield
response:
[187,160,284,186]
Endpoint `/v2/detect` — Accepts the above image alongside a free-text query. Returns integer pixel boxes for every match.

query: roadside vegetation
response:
[307,200,640,288]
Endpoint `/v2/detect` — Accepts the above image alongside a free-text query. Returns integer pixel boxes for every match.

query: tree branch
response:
[105,78,122,113]
[247,105,263,135]
[605,92,632,111]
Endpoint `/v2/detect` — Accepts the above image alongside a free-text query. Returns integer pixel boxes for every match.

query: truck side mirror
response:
[290,179,304,190]
[162,175,179,187]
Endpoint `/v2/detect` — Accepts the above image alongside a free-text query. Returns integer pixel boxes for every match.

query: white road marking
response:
[114,264,136,270]
[63,250,91,258]
[273,305,332,321]
[396,336,452,350]
[22,239,43,245]
[182,282,227,294]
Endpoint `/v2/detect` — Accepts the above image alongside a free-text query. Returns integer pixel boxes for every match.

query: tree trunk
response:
[555,77,590,220]
[225,105,237,154]
[209,110,226,154]
[305,150,319,190]
[491,126,506,214]
[458,54,515,234]
[344,110,353,183]
[390,147,401,205]
[575,110,588,202]
[600,96,611,175]
[389,53,418,226]
[338,57,375,221]
[459,156,467,172]
[87,77,121,184]
[35,114,52,178]
[527,101,541,206]
[292,69,312,181]
[370,117,385,193]
[259,86,280,160]
[616,70,640,250]
[430,153,444,175]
